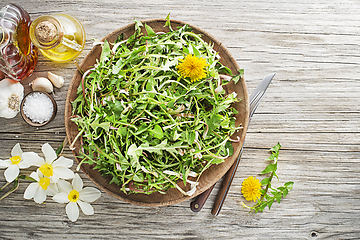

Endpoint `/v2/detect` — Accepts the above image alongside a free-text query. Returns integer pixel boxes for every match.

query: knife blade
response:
[190,73,276,213]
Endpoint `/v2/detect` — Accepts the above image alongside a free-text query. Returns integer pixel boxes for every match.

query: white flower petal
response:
[4,164,19,182]
[0,159,11,168]
[57,179,73,194]
[52,156,73,168]
[66,201,79,222]
[50,174,59,184]
[24,182,39,200]
[45,183,59,196]
[72,173,83,192]
[53,167,75,180]
[22,152,45,167]
[79,187,101,203]
[53,192,70,204]
[42,143,57,163]
[77,200,94,215]
[11,143,23,157]
[34,187,46,204]
[30,171,40,182]
[18,160,31,169]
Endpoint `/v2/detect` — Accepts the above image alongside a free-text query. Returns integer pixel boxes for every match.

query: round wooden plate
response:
[65,19,249,207]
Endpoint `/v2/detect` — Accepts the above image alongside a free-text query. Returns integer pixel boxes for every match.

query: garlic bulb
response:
[47,72,64,88]
[30,77,53,93]
[0,78,24,118]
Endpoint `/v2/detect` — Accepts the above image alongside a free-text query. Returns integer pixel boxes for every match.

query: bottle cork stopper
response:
[35,21,57,43]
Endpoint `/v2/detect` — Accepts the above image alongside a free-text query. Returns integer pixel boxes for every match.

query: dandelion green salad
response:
[70,18,244,196]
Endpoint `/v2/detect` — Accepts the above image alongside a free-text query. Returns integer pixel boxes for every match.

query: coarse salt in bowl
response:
[20,91,57,127]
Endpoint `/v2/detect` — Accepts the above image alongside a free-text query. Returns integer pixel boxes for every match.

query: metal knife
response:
[190,73,276,213]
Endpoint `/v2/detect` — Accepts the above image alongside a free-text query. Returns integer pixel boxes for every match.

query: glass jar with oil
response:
[0,3,38,81]
[29,14,85,62]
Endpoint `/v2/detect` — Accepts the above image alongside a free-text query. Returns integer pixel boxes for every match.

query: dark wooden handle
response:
[211,146,244,215]
[190,184,215,212]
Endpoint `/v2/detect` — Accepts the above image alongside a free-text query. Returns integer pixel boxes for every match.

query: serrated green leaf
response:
[260,177,270,186]
[238,69,244,77]
[192,44,201,57]
[100,40,111,63]
[133,172,144,182]
[260,163,275,174]
[274,172,279,181]
[189,131,196,145]
[231,72,242,84]
[283,188,289,197]
[183,168,190,186]
[285,181,294,190]
[164,13,173,31]
[127,144,142,169]
[145,23,156,36]
[270,142,281,153]
[55,142,64,156]
[150,125,164,139]
[267,198,275,210]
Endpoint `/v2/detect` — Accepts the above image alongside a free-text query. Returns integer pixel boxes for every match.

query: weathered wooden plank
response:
[0,0,360,239]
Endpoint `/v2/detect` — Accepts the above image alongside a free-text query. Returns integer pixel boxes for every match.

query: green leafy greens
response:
[71,17,243,195]
[243,143,294,213]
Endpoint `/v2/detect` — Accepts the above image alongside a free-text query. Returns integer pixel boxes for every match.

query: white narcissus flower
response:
[23,169,59,204]
[0,143,30,182]
[0,78,24,119]
[22,143,74,183]
[53,174,101,222]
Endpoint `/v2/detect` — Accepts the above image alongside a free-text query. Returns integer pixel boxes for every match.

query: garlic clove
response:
[30,77,53,93]
[0,104,20,118]
[0,78,24,118]
[47,72,64,88]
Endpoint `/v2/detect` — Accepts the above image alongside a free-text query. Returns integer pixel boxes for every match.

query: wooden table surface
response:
[1,0,359,239]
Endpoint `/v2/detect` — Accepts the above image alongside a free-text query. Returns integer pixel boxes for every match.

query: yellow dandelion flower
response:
[177,54,208,82]
[241,176,262,202]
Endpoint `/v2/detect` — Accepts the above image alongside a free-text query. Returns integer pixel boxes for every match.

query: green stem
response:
[257,170,275,205]
[0,181,11,191]
[254,153,279,208]
[0,179,19,202]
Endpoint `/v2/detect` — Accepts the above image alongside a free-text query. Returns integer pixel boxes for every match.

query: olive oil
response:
[29,14,85,62]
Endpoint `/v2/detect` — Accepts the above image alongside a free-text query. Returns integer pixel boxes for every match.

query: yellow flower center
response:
[241,176,262,202]
[39,163,54,177]
[177,54,208,82]
[68,189,80,202]
[39,177,50,190]
[10,156,22,165]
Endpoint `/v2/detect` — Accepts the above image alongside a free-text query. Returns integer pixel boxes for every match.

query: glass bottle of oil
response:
[29,14,85,62]
[0,4,38,81]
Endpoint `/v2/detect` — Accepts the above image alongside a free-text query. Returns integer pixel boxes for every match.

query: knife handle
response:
[190,184,215,212]
[211,146,244,216]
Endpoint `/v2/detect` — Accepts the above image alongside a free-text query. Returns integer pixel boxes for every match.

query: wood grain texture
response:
[0,0,359,239]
